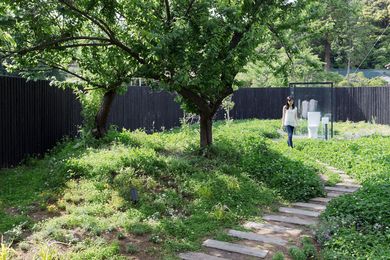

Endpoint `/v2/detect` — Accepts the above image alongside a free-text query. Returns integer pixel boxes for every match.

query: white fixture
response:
[307,112,321,138]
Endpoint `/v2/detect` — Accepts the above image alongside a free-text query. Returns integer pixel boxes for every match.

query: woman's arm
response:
[281,106,286,127]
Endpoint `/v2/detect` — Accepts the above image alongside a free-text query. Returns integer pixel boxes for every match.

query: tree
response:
[0,0,144,137]
[360,0,390,68]
[145,0,307,148]
[306,0,361,71]
[236,46,345,87]
[1,0,307,148]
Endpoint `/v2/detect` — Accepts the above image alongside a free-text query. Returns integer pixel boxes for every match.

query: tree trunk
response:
[200,113,213,148]
[324,38,332,71]
[346,55,351,84]
[92,90,116,139]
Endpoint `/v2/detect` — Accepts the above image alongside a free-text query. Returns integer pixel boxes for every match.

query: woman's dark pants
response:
[286,125,294,148]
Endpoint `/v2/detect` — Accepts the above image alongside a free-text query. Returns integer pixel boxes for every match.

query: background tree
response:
[360,0,390,68]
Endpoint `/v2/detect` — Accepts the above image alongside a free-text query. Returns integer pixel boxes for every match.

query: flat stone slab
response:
[325,186,358,193]
[228,229,288,246]
[327,192,343,197]
[263,215,317,226]
[243,222,302,236]
[278,207,320,217]
[336,183,361,188]
[310,197,332,203]
[339,174,355,181]
[291,202,326,211]
[202,239,268,258]
[179,252,228,260]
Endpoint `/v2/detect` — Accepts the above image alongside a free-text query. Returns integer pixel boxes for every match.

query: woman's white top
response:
[284,107,298,127]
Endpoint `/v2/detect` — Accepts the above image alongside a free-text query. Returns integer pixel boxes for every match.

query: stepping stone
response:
[243,222,302,236]
[325,186,357,193]
[310,197,332,203]
[278,207,320,217]
[179,252,228,260]
[291,202,326,211]
[228,229,288,246]
[336,183,361,188]
[327,192,343,197]
[263,215,317,226]
[203,239,268,258]
[339,175,355,181]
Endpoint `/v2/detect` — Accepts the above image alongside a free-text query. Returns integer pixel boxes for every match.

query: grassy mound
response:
[0,119,324,259]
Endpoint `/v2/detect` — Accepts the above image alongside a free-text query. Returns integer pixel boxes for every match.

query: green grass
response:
[293,135,390,259]
[0,119,325,258]
[1,119,388,259]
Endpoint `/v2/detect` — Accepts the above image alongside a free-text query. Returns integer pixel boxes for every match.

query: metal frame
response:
[288,82,334,138]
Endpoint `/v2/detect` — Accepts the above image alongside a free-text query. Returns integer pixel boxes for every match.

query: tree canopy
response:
[1,0,308,147]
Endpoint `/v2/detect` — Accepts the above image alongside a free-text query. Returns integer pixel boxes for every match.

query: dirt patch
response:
[15,240,71,260]
[103,229,162,259]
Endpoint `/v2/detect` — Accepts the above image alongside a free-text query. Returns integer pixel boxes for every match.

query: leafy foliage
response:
[0,119,324,258]
[294,135,390,259]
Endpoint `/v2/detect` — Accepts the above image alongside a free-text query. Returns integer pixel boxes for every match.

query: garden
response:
[0,0,390,259]
[1,120,390,259]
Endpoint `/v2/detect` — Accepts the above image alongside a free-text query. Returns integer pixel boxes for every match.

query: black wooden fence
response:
[108,87,183,131]
[1,75,390,168]
[335,87,390,124]
[0,76,82,168]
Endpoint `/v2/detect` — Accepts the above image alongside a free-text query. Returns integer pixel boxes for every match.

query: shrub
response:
[301,236,318,259]
[272,251,285,260]
[242,138,324,201]
[289,246,306,260]
[321,184,390,232]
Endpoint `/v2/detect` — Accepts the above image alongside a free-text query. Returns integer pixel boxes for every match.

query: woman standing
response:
[281,96,298,148]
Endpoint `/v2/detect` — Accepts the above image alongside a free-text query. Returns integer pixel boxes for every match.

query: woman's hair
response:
[285,96,295,109]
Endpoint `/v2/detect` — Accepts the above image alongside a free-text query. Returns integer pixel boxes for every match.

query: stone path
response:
[179,162,361,259]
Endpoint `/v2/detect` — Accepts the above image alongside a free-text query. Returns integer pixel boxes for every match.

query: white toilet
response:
[307,112,321,138]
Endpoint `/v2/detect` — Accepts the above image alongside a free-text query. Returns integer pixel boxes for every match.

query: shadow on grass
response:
[0,139,88,234]
[0,122,325,257]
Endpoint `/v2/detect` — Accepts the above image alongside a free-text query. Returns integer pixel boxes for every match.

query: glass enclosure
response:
[289,82,334,139]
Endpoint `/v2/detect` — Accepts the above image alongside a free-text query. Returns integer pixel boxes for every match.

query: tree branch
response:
[178,87,212,114]
[39,59,105,88]
[2,36,112,58]
[58,0,114,38]
[56,43,112,49]
[267,23,293,63]
[164,0,172,25]
[58,0,146,64]
[184,0,196,17]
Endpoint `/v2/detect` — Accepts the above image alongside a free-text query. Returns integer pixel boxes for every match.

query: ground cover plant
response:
[0,119,324,259]
[294,135,390,259]
[1,119,388,259]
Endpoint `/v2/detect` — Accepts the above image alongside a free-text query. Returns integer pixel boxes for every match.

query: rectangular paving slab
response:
[325,186,358,193]
[327,192,343,197]
[339,175,355,182]
[263,215,317,226]
[243,222,302,236]
[228,229,288,246]
[202,239,268,258]
[310,197,332,203]
[336,183,361,188]
[278,207,320,217]
[291,202,326,211]
[179,252,228,260]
